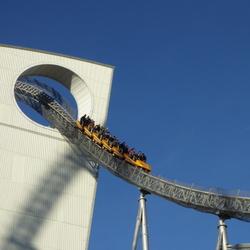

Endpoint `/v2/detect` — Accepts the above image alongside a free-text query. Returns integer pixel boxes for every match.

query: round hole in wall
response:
[15,76,78,127]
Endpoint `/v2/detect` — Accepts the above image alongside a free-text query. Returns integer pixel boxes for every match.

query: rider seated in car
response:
[118,142,126,154]
[128,148,136,161]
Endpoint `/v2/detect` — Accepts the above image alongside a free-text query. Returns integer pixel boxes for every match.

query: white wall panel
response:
[0,180,27,212]
[0,45,114,250]
[0,150,12,180]
[58,223,87,250]
[11,154,25,183]
[0,210,15,240]
[31,218,60,249]
[0,87,12,105]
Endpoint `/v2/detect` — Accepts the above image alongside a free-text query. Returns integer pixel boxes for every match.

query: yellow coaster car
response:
[76,120,152,173]
[124,153,135,165]
[76,120,83,130]
[76,121,93,138]
[124,154,151,172]
[83,127,93,138]
[92,133,103,145]
[111,146,124,159]
[102,140,113,152]
[135,160,152,172]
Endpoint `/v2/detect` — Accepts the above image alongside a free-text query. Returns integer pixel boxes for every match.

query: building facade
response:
[0,45,114,250]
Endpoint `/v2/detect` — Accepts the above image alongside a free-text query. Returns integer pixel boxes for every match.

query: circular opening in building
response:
[15,76,78,127]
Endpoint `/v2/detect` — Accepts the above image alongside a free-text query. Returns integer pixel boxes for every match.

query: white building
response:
[0,44,114,250]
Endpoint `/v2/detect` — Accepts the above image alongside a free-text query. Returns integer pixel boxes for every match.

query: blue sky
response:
[2,0,250,249]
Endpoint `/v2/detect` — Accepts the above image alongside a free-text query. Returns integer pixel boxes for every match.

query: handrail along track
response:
[14,80,250,223]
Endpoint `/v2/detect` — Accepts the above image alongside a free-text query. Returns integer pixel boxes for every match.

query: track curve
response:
[14,79,250,223]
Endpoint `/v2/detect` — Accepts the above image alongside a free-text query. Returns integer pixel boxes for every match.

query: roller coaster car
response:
[124,153,136,165]
[83,127,93,138]
[76,120,152,172]
[92,133,103,145]
[76,121,93,138]
[135,160,152,172]
[111,146,124,159]
[76,120,83,130]
[102,140,113,152]
[124,154,152,172]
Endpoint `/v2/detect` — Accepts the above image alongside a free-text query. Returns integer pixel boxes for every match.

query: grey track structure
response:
[15,80,250,223]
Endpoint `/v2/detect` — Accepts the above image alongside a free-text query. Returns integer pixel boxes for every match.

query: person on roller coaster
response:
[80,115,91,127]
[80,114,87,127]
[97,126,105,140]
[88,119,95,132]
[118,142,126,154]
[107,134,115,146]
[124,145,129,154]
[85,116,91,126]
[93,124,100,133]
[136,151,142,160]
[128,148,136,161]
[111,138,119,148]
[103,131,110,140]
[141,153,147,162]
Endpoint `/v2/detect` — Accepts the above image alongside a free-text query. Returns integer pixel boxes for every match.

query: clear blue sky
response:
[1,0,250,249]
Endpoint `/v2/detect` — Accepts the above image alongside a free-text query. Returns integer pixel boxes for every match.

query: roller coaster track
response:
[14,80,250,223]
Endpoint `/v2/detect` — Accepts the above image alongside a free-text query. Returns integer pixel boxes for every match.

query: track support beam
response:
[216,214,250,250]
[216,214,231,250]
[132,189,150,250]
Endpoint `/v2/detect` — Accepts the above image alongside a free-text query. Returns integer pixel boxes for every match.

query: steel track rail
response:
[14,81,250,222]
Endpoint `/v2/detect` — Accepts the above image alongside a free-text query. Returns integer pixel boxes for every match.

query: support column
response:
[216,214,231,250]
[132,189,150,250]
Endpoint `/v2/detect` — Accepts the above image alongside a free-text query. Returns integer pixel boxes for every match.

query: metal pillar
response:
[216,215,231,250]
[215,214,250,250]
[132,189,150,250]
